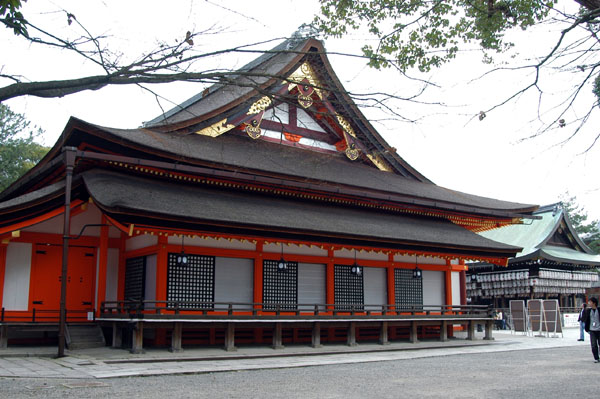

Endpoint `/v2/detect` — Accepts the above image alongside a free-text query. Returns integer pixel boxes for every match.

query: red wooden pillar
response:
[326,248,334,312]
[444,260,453,307]
[253,241,264,306]
[155,235,168,346]
[254,241,264,341]
[0,244,6,309]
[387,253,395,314]
[96,216,109,317]
[117,232,126,301]
[444,260,454,338]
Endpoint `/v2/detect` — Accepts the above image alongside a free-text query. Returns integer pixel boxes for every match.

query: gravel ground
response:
[0,345,597,398]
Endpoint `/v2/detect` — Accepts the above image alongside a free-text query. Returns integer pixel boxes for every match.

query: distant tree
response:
[561,194,600,253]
[0,103,49,191]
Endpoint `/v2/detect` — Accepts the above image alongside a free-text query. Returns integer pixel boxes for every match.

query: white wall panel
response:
[167,236,255,251]
[2,242,32,310]
[364,267,387,311]
[263,243,327,257]
[105,248,119,302]
[126,235,158,251]
[263,103,289,124]
[215,257,253,310]
[422,270,444,309]
[451,271,461,306]
[335,248,388,261]
[144,255,157,302]
[298,263,326,311]
[393,254,446,265]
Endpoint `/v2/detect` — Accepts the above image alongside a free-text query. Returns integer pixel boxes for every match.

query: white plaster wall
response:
[105,248,120,302]
[2,242,32,310]
[297,108,326,132]
[335,248,388,261]
[24,203,121,238]
[126,235,158,251]
[451,271,461,306]
[263,103,289,124]
[263,243,327,257]
[364,267,387,311]
[144,255,157,302]
[167,236,255,251]
[422,270,445,309]
[393,254,446,265]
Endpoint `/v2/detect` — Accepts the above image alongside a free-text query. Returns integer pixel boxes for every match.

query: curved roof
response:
[479,203,600,266]
[82,168,521,258]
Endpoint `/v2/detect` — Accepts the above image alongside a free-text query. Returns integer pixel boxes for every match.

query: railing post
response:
[228,303,233,316]
[314,304,319,316]
[32,308,36,323]
[1,307,4,322]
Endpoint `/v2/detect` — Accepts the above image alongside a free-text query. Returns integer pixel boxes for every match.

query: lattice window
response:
[334,265,364,311]
[394,268,423,310]
[167,253,215,309]
[263,260,297,311]
[124,256,146,302]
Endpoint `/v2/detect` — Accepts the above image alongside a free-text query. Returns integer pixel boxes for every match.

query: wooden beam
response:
[224,322,236,351]
[311,322,322,348]
[467,321,475,340]
[347,322,357,347]
[170,323,183,353]
[440,320,448,342]
[410,321,419,343]
[379,321,389,345]
[273,322,284,349]
[130,322,144,354]
[111,322,122,348]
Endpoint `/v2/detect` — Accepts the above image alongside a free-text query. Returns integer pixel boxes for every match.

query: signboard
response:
[509,300,527,333]
[563,313,579,328]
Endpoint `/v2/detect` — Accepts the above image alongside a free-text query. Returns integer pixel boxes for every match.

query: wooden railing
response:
[0,308,94,323]
[100,300,493,319]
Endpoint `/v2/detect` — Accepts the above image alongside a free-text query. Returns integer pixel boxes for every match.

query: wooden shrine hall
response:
[0,36,539,354]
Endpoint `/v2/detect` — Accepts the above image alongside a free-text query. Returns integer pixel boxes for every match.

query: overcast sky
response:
[2,0,599,222]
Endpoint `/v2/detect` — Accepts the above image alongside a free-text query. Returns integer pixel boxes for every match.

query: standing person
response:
[583,297,600,363]
[578,303,587,341]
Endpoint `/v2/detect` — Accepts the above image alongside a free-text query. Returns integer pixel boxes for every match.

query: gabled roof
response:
[478,203,600,266]
[0,36,538,236]
[143,36,430,181]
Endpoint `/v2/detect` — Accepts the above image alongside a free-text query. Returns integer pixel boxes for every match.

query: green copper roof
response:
[479,204,600,266]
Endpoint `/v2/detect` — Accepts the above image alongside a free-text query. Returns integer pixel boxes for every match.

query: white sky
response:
[2,0,599,221]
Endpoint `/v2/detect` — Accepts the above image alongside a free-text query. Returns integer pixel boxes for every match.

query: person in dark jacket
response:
[578,302,587,341]
[582,297,600,363]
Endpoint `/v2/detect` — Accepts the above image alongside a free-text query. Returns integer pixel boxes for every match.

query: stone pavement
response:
[0,328,587,379]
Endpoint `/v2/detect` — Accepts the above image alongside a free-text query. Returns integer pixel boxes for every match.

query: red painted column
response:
[326,248,335,312]
[0,244,6,309]
[95,216,109,317]
[117,232,126,301]
[155,235,169,347]
[387,253,395,313]
[444,260,453,307]
[253,241,264,342]
[156,235,168,304]
[253,241,264,308]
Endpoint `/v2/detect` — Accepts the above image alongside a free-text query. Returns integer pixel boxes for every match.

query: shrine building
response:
[0,36,539,353]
